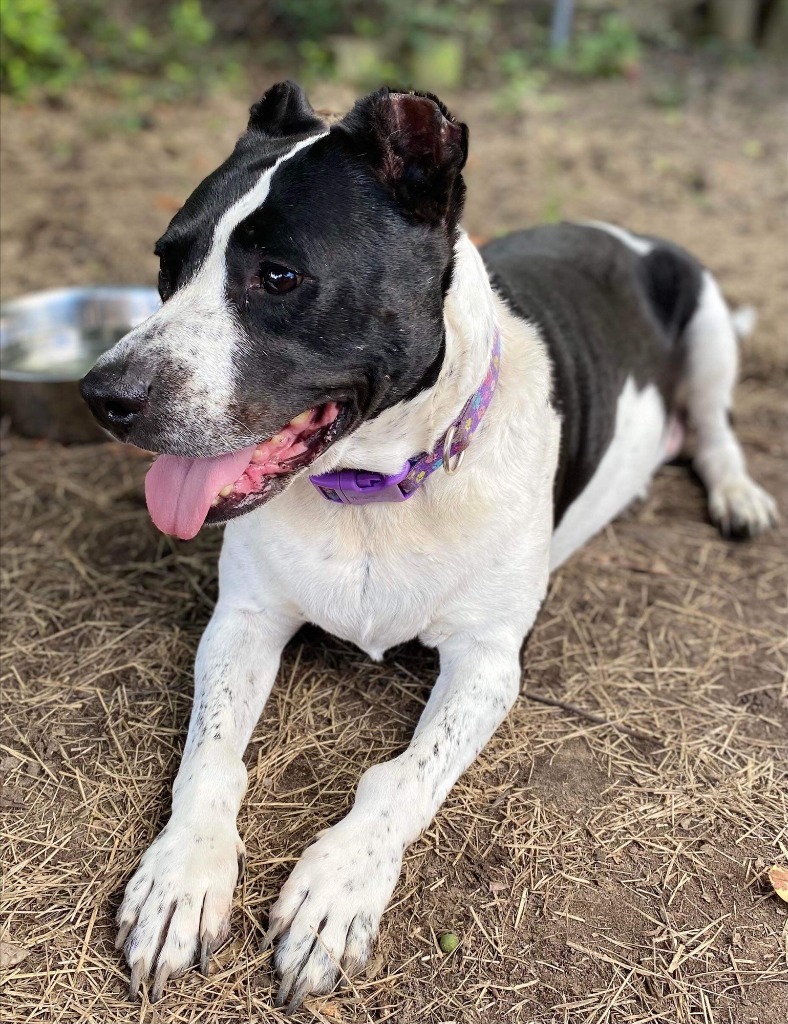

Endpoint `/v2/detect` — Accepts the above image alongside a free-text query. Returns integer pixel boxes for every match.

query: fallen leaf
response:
[767,864,788,902]
[0,941,28,969]
[365,951,385,980]
[312,999,344,1021]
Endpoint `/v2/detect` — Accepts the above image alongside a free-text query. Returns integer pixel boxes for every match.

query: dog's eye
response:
[257,262,304,296]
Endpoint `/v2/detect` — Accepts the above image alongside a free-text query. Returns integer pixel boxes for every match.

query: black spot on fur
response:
[638,244,703,339]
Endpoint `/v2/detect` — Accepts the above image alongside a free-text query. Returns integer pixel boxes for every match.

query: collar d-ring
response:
[442,424,465,475]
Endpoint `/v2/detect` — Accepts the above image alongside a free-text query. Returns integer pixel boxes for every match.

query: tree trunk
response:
[708,0,760,45]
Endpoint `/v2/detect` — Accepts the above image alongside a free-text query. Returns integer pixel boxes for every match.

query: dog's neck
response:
[321,231,498,475]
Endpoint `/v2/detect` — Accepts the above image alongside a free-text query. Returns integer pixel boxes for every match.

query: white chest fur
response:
[218,235,561,658]
[229,492,496,657]
[223,375,559,657]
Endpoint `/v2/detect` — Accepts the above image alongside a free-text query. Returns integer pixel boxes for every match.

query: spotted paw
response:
[116,817,245,1002]
[708,474,778,539]
[266,815,402,1010]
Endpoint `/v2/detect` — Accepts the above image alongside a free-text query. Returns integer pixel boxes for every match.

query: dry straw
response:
[1,380,786,1022]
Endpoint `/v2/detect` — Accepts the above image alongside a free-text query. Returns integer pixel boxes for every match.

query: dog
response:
[81,82,778,1008]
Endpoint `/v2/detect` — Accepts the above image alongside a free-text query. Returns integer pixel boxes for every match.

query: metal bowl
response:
[0,286,160,443]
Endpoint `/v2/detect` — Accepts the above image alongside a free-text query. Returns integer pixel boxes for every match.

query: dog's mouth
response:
[144,402,345,539]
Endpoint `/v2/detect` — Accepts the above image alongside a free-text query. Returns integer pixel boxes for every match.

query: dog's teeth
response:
[290,410,312,427]
[211,495,221,507]
[219,485,233,497]
[251,450,265,463]
[270,432,288,447]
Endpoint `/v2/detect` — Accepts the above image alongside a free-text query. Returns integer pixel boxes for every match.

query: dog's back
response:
[482,223,701,516]
[481,222,773,566]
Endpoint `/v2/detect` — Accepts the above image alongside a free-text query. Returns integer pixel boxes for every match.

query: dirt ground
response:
[1,63,787,1023]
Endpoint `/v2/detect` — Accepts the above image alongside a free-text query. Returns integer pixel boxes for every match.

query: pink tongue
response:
[145,446,256,540]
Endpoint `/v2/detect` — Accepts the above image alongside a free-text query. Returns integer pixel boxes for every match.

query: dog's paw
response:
[708,474,778,539]
[116,817,245,1002]
[266,817,402,1010]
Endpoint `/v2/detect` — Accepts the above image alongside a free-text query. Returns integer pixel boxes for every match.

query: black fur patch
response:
[638,242,703,339]
[247,80,325,138]
[481,223,703,524]
[98,84,468,454]
[338,88,468,230]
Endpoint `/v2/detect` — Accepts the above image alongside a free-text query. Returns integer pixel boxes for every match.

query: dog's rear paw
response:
[708,474,779,539]
[266,816,401,1010]
[116,818,244,1002]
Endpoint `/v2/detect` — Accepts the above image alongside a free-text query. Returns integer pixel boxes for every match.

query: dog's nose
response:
[80,369,150,434]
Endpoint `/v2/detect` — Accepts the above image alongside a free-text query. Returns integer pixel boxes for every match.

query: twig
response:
[522,691,662,744]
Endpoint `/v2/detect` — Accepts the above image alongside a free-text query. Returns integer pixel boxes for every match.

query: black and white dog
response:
[81,82,777,1007]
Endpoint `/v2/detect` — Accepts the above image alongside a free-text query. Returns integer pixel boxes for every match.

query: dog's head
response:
[81,82,468,538]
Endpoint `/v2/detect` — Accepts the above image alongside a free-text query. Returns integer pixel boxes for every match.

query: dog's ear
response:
[339,88,468,228]
[247,81,324,137]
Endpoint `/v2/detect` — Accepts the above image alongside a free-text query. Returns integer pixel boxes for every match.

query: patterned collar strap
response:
[310,327,502,504]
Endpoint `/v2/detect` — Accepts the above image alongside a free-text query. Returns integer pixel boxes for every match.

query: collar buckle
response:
[309,463,413,505]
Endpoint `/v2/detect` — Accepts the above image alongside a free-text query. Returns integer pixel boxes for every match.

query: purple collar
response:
[310,328,501,504]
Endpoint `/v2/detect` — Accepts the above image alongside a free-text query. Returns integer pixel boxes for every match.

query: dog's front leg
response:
[117,601,301,1001]
[268,631,523,1008]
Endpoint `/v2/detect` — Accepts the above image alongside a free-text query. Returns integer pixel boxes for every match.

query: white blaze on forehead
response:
[101,130,329,430]
[199,130,331,286]
[157,130,330,399]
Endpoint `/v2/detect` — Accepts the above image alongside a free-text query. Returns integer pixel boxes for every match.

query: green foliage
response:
[559,14,641,78]
[269,0,346,41]
[1,0,231,98]
[295,39,334,80]
[74,0,223,95]
[267,0,494,89]
[269,2,642,91]
[410,36,464,90]
[0,0,648,101]
[2,0,776,103]
[169,0,213,47]
[495,50,547,113]
[0,0,83,94]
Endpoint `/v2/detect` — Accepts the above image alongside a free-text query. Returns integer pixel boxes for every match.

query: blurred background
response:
[2,0,786,101]
[1,1,785,313]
